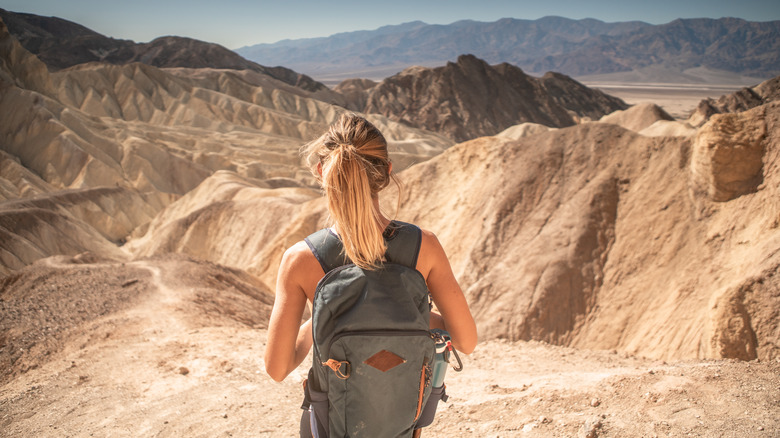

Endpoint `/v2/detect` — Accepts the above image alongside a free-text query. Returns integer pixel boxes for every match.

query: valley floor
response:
[583,83,742,120]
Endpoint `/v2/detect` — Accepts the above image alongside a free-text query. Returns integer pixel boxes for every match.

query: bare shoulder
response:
[416,227,447,278]
[418,227,446,255]
[282,240,315,266]
[278,240,324,297]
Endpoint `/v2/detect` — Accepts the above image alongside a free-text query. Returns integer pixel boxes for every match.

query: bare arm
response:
[421,230,478,354]
[264,242,316,382]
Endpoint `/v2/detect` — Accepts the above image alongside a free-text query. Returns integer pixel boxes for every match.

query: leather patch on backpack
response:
[364,350,406,372]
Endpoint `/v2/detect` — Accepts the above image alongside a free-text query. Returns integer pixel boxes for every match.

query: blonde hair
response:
[303,113,399,269]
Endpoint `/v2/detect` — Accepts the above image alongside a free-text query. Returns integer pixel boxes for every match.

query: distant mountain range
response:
[0,7,631,145]
[0,8,327,92]
[235,16,780,83]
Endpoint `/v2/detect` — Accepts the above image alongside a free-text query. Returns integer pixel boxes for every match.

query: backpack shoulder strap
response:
[383,221,422,270]
[304,221,423,272]
[305,228,348,273]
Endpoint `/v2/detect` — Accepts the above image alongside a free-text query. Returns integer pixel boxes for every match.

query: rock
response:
[580,417,603,438]
[690,105,768,202]
[333,78,376,112]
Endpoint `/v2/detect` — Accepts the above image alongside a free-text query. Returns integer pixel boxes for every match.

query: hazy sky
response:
[3,0,779,49]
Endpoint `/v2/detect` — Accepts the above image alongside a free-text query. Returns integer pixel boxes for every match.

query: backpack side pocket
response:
[302,370,330,438]
[415,384,448,429]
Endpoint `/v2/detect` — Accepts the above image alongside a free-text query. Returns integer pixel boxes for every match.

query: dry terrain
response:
[585,83,740,120]
[1,14,779,438]
[1,255,777,438]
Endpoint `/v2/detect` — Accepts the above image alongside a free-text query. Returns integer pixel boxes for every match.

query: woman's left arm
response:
[422,231,478,354]
[264,242,314,382]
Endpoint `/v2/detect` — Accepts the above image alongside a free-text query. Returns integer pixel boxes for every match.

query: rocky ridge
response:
[0,8,326,92]
[0,16,452,275]
[237,16,780,81]
[688,75,780,126]
[1,11,780,437]
[340,55,628,142]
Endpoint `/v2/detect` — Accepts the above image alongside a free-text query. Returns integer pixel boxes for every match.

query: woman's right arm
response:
[264,242,314,382]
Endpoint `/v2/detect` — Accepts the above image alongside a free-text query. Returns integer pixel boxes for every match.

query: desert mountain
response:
[0,16,452,275]
[390,101,779,361]
[688,75,780,126]
[338,55,628,142]
[3,9,779,360]
[0,8,326,92]
[528,18,780,78]
[122,101,780,364]
[126,88,780,364]
[237,16,780,82]
[2,11,780,436]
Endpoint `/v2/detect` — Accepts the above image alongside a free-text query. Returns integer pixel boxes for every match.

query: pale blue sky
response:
[2,0,779,49]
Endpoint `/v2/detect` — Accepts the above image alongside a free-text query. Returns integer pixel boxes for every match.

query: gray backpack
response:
[302,221,441,437]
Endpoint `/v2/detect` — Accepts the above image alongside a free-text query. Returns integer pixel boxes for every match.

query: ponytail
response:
[303,114,398,270]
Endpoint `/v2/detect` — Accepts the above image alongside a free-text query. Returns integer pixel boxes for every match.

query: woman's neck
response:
[372,196,391,231]
[331,197,390,237]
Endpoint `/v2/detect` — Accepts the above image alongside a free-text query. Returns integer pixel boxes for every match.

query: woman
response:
[264,113,477,434]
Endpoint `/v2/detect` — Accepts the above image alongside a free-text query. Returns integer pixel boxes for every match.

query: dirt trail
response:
[130,260,191,334]
[1,258,778,437]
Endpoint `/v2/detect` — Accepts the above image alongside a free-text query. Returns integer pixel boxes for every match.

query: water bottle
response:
[431,329,451,388]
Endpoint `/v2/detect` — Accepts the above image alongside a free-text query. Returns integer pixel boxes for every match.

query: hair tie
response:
[338,143,358,155]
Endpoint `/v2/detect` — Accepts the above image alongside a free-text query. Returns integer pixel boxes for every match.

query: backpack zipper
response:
[325,329,433,358]
[314,262,428,295]
[414,357,432,422]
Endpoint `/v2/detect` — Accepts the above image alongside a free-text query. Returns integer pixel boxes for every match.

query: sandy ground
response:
[1,256,777,438]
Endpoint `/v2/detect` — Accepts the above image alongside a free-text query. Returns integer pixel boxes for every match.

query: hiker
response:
[264,113,477,437]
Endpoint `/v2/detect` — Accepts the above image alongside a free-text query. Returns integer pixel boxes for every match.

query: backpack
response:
[302,221,443,437]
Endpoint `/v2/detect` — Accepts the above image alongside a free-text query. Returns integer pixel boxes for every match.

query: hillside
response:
[391,103,779,360]
[0,8,326,92]
[340,55,628,142]
[688,75,780,126]
[0,16,452,275]
[2,5,778,362]
[1,11,780,438]
[236,16,780,82]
